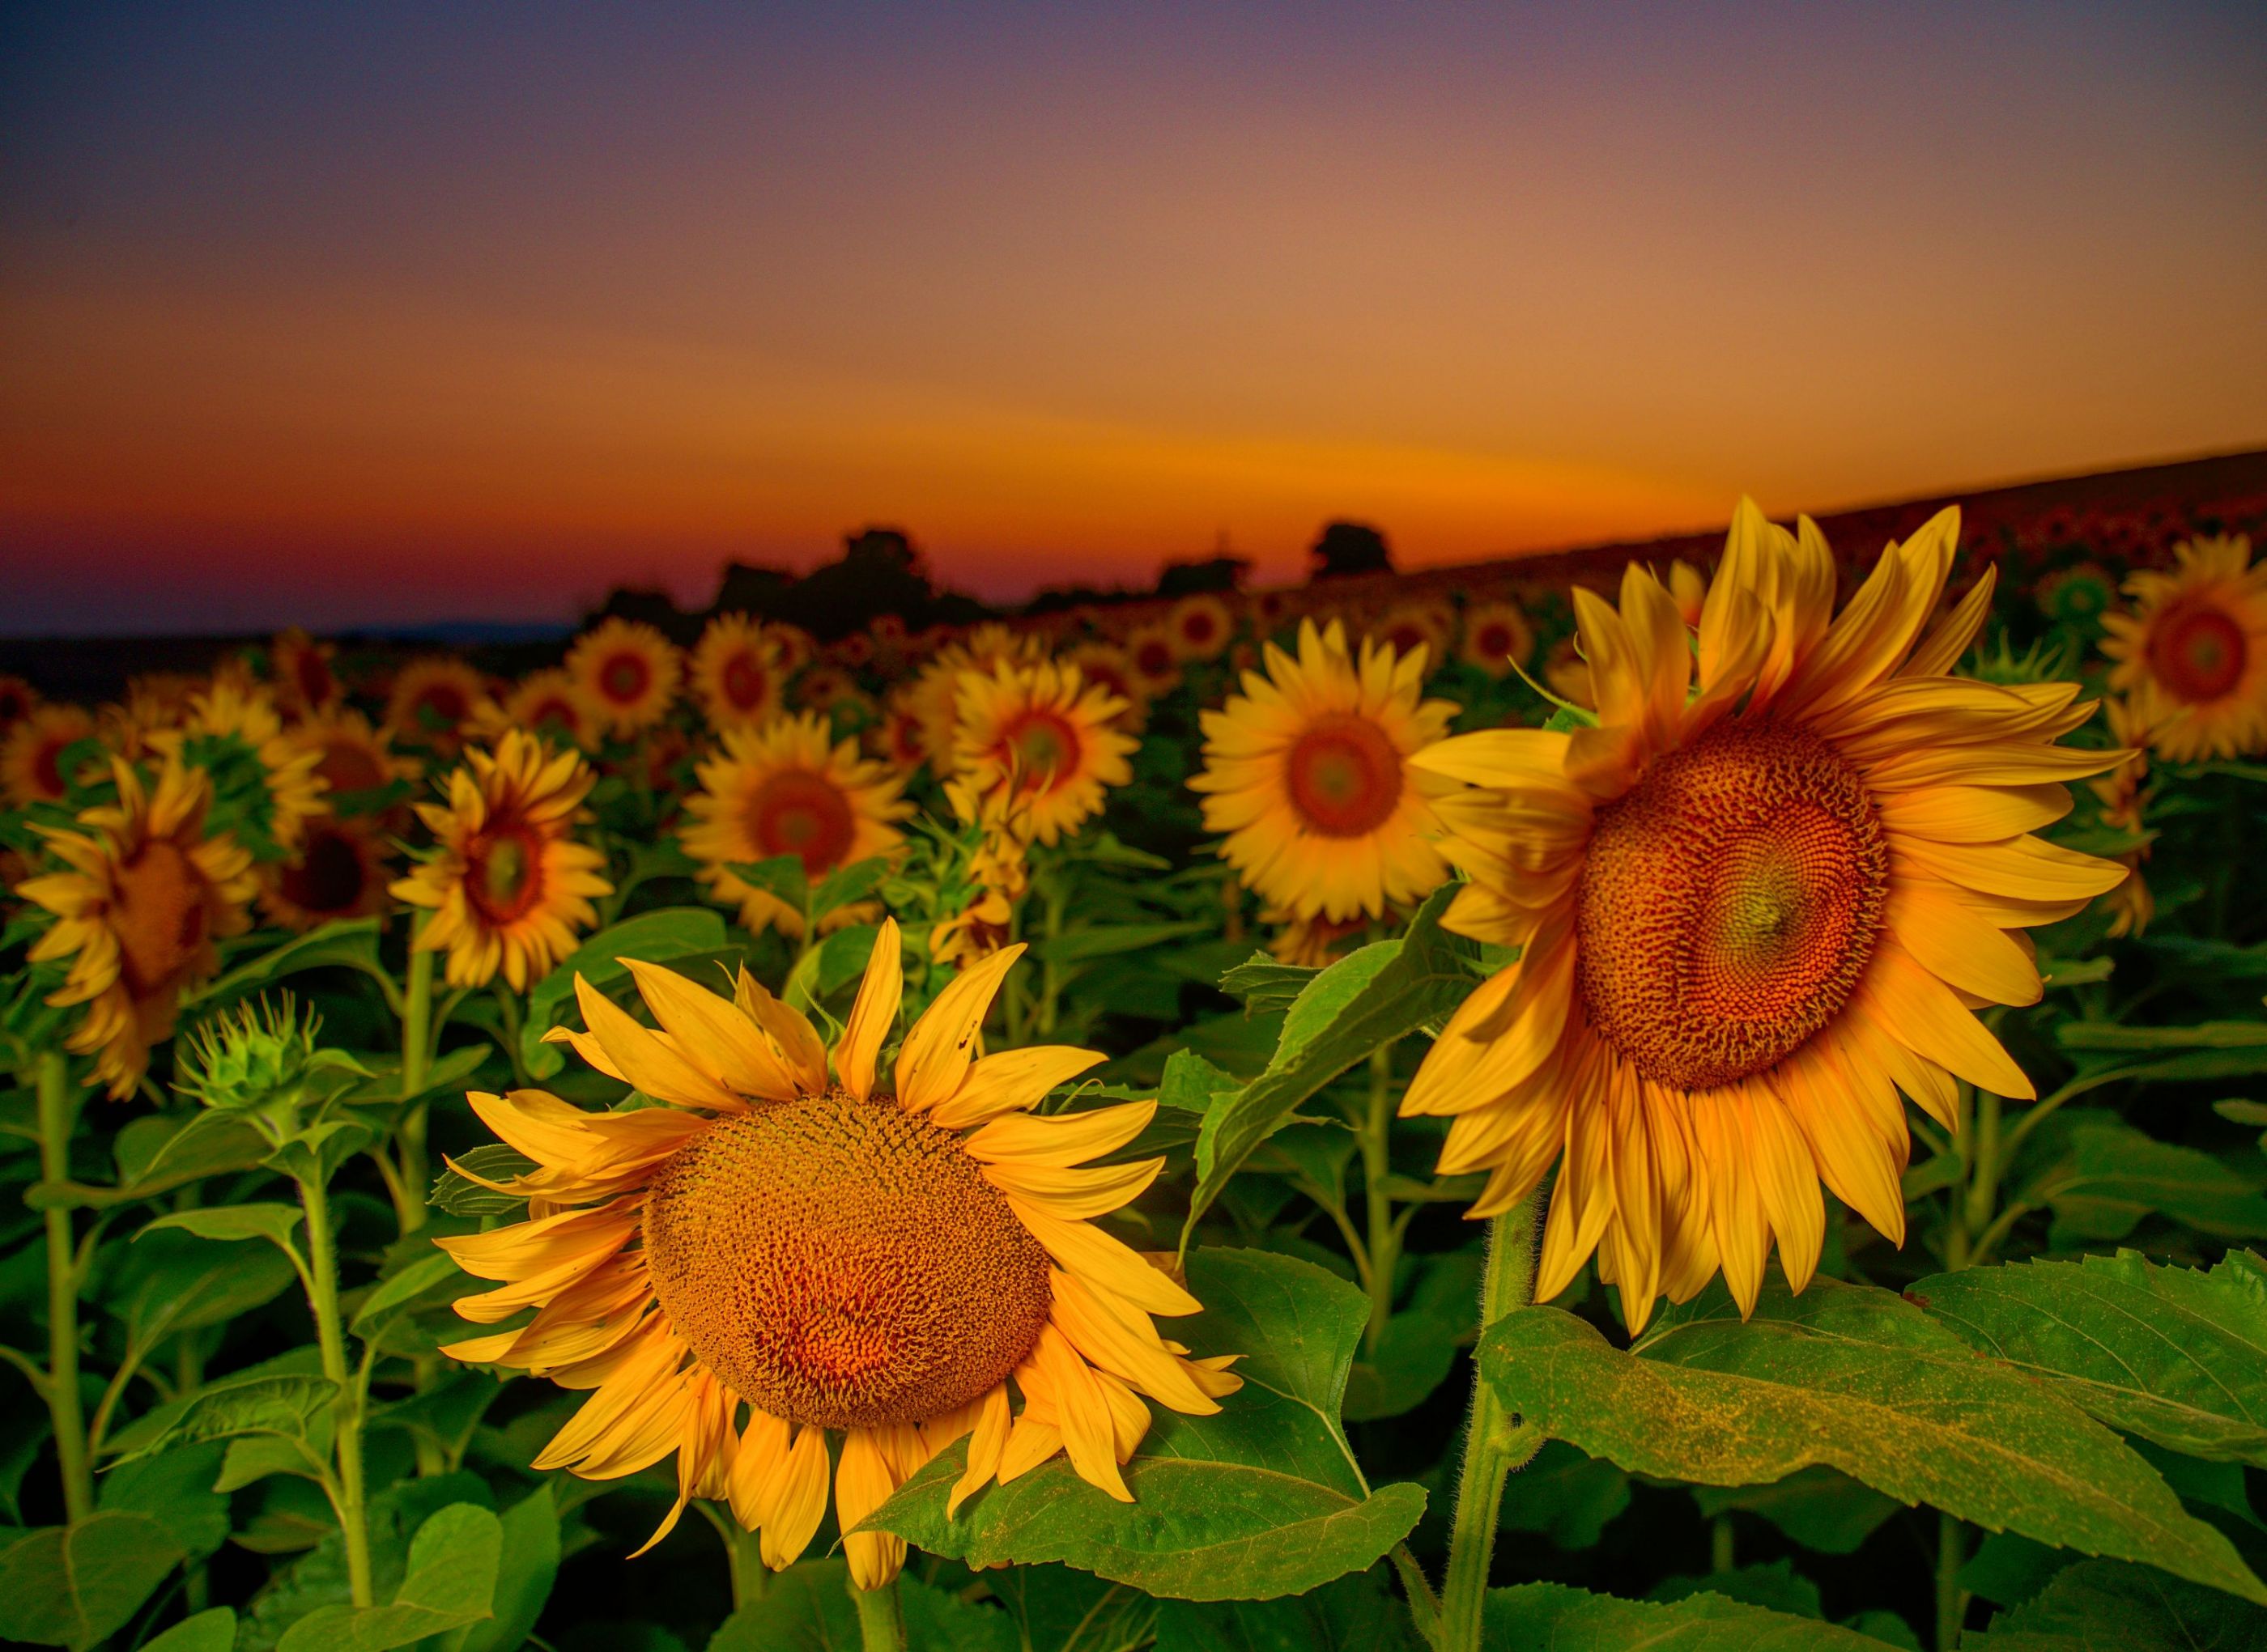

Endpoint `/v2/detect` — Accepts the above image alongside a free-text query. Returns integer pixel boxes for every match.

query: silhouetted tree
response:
[1156,555,1250,597]
[598,586,695,642]
[1309,520,1393,580]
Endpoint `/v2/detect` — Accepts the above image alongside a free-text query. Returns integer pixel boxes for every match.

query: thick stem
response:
[849,1572,903,1651]
[1435,1183,1548,1651]
[1712,1513,1736,1573]
[1963,1089,2001,1239]
[1935,1508,1969,1651]
[298,1174,374,1607]
[1361,1043,1398,1349]
[36,1053,93,1524]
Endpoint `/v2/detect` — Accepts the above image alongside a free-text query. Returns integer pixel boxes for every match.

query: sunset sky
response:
[3,2,2263,635]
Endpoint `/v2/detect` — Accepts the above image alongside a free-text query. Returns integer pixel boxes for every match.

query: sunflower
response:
[1265,906,1381,968]
[485,670,602,753]
[270,628,341,720]
[387,657,494,756]
[691,614,789,733]
[436,924,1240,1586]
[1065,643,1151,733]
[261,813,392,932]
[1189,619,1457,924]
[0,675,40,729]
[1458,601,1536,678]
[1125,625,1182,697]
[288,709,419,814]
[2101,533,2267,759]
[390,731,613,991]
[2,703,98,807]
[1166,594,1234,661]
[791,666,870,724]
[153,681,328,856]
[680,713,911,936]
[907,626,1045,777]
[1369,601,1452,664]
[568,619,684,738]
[17,756,257,1098]
[867,690,929,771]
[1400,500,2129,1331]
[952,660,1136,847]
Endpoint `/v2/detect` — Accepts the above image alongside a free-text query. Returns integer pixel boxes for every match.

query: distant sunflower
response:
[953,660,1136,846]
[1457,601,1535,678]
[390,731,613,990]
[0,675,40,730]
[1265,906,1380,968]
[288,709,419,814]
[1065,642,1151,733]
[270,628,341,720]
[1125,626,1182,697]
[2,703,98,807]
[568,619,683,737]
[2101,534,2267,759]
[691,614,788,733]
[18,757,257,1097]
[487,670,601,753]
[153,681,328,855]
[792,665,870,724]
[1401,501,2129,1331]
[907,626,1044,776]
[1190,619,1457,924]
[261,814,392,932]
[1166,594,1234,661]
[1369,601,1452,664]
[387,657,494,755]
[867,690,928,771]
[680,713,910,936]
[437,925,1239,1586]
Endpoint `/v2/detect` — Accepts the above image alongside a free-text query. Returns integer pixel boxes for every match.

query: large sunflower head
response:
[1189,618,1458,924]
[385,657,495,756]
[951,660,1136,847]
[483,670,602,754]
[261,813,393,932]
[2,703,99,808]
[16,756,257,1098]
[1401,499,2129,1331]
[2100,533,2267,760]
[1457,600,1536,679]
[270,628,340,720]
[906,626,1046,777]
[151,680,328,858]
[691,614,789,733]
[568,618,684,738]
[680,712,911,936]
[389,731,613,990]
[436,923,1240,1587]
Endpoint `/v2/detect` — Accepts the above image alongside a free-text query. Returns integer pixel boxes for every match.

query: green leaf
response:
[1971,1556,2267,1649]
[275,1501,502,1652]
[725,854,810,915]
[191,916,385,1007]
[1478,1276,2267,1605]
[863,1247,1427,1601]
[1185,888,1472,1241]
[2058,1021,2267,1051]
[142,1609,239,1652]
[1649,1559,1822,1617]
[1153,1567,1418,1649]
[1159,1048,1240,1114]
[990,1565,1160,1651]
[1482,1582,1889,1649]
[1344,1249,1480,1422]
[901,1577,1019,1651]
[351,1250,466,1338]
[0,1514,191,1650]
[99,1439,231,1559]
[708,1556,858,1650]
[1217,953,1321,1017]
[140,1200,306,1256]
[520,907,729,1077]
[1033,919,1214,966]
[446,1485,558,1652]
[1499,1441,1631,1551]
[109,1373,338,1471]
[1691,1467,1901,1556]
[1916,1251,2267,1469]
[2022,1113,2267,1244]
[808,855,891,923]
[101,1226,298,1340]
[429,1144,538,1217]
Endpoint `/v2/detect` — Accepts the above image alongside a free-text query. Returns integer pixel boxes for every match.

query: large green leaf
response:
[1478,1276,2267,1605]
[100,1226,299,1340]
[1691,1467,1900,1556]
[1184,889,1472,1241]
[99,1440,231,1560]
[0,1514,191,1650]
[191,916,385,1008]
[1971,1556,2267,1649]
[142,1610,238,1652]
[708,1556,857,1650]
[275,1501,502,1651]
[141,1201,306,1255]
[1916,1251,2267,1468]
[1154,1567,1418,1649]
[1482,1582,1888,1649]
[2020,1113,2267,1244]
[446,1485,558,1652]
[520,907,729,1077]
[989,1565,1160,1651]
[863,1247,1427,1600]
[1501,1440,1632,1551]
[108,1373,338,1474]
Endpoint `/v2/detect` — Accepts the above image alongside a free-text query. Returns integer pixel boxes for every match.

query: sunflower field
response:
[2,500,2265,1652]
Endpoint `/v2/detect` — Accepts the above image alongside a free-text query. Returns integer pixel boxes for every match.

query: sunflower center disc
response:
[1007,711,1081,792]
[749,769,855,875]
[1575,719,1888,1092]
[282,825,368,915]
[111,841,208,998]
[722,653,768,711]
[2150,602,2246,702]
[1286,713,1404,837]
[602,652,651,703]
[643,1091,1053,1430]
[468,822,546,924]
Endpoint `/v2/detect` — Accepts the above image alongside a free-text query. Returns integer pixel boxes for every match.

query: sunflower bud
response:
[176,994,366,1137]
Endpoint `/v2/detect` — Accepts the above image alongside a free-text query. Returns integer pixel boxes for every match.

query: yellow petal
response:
[981,1157,1160,1220]
[834,919,903,1100]
[759,1424,832,1571]
[625,958,800,1101]
[947,1383,1012,1517]
[837,1427,908,1591]
[929,1046,1108,1129]
[1004,1195,1202,1316]
[574,976,741,1111]
[966,1101,1155,1169]
[735,967,828,1094]
[896,944,1025,1112]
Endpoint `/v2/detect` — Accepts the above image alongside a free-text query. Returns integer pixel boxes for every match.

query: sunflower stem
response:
[849,1573,903,1651]
[396,940,436,1234]
[1435,1181,1547,1652]
[1935,1507,1969,1650]
[1360,1043,1399,1349]
[297,1170,375,1607]
[36,1051,94,1524]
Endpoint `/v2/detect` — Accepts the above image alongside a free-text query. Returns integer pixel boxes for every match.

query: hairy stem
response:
[1435,1181,1547,1652]
[37,1052,92,1523]
[298,1172,374,1607]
